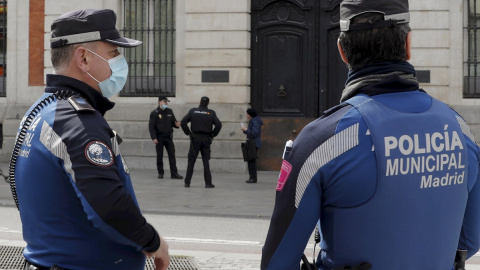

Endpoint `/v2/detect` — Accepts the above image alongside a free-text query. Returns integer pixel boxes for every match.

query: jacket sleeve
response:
[212,112,222,137]
[181,110,192,135]
[148,110,157,140]
[245,119,261,139]
[457,138,480,259]
[261,148,322,270]
[171,110,179,129]
[61,112,161,253]
[261,112,344,270]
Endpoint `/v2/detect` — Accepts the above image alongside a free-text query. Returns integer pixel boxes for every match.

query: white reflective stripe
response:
[111,134,130,174]
[111,135,120,156]
[50,31,101,45]
[295,123,359,208]
[39,121,75,181]
[105,39,142,46]
[385,12,410,23]
[456,115,476,143]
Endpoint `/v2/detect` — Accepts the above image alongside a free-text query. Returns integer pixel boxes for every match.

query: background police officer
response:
[149,95,183,179]
[181,96,222,188]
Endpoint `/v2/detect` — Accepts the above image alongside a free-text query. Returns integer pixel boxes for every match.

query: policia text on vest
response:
[383,127,465,189]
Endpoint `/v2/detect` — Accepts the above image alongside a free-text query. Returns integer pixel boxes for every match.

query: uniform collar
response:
[45,74,115,115]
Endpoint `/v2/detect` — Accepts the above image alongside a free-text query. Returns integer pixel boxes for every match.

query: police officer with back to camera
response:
[10,9,169,270]
[261,0,480,269]
[181,96,222,188]
[149,95,184,180]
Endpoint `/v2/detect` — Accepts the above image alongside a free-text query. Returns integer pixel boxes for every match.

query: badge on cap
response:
[85,141,114,167]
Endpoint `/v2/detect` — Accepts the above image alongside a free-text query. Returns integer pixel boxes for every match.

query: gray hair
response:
[51,42,98,74]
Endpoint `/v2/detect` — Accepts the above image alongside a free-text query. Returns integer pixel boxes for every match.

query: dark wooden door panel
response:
[252,0,317,118]
[319,0,349,111]
[251,0,348,170]
[261,29,307,115]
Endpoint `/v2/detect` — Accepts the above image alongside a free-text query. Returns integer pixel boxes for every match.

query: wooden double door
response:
[251,0,348,170]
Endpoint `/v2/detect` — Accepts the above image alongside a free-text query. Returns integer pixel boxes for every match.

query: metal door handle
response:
[278,85,287,97]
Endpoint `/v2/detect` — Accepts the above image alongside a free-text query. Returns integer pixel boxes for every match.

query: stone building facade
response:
[2,0,480,173]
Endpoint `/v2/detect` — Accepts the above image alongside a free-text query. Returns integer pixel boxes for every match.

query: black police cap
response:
[50,9,142,48]
[158,96,170,102]
[340,0,410,32]
[200,96,209,105]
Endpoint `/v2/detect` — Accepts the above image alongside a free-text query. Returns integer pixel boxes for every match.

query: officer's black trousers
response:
[185,137,212,185]
[247,147,258,180]
[156,137,179,176]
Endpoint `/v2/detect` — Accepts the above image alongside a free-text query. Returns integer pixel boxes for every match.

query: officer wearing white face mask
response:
[10,9,170,270]
[148,95,183,180]
[85,48,129,98]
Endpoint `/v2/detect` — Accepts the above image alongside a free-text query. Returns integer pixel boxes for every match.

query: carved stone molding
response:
[258,1,306,25]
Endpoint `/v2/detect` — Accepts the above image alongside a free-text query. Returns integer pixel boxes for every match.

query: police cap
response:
[50,9,142,48]
[340,0,410,32]
[158,96,170,102]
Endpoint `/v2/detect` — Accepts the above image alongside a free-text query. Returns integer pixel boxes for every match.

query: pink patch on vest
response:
[277,160,292,191]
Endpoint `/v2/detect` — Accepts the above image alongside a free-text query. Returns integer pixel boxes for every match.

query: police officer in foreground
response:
[181,96,222,188]
[149,95,184,180]
[261,0,480,269]
[10,9,169,270]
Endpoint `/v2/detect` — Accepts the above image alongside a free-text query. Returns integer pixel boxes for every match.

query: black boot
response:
[246,178,257,183]
[171,173,184,179]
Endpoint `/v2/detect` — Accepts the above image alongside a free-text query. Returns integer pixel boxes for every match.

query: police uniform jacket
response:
[181,105,222,138]
[261,62,480,270]
[149,107,178,139]
[14,74,160,270]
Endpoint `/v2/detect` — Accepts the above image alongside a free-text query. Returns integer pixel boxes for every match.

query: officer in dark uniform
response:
[10,9,169,270]
[149,95,183,179]
[181,96,222,188]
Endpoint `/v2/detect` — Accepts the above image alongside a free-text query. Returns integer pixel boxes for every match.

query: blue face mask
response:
[87,49,129,98]
[162,104,168,109]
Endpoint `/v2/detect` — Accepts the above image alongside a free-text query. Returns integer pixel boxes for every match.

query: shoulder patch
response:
[277,160,292,191]
[85,141,114,167]
[68,96,95,113]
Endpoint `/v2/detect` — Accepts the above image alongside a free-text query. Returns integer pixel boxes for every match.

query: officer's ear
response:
[337,39,349,64]
[406,31,412,60]
[73,46,90,73]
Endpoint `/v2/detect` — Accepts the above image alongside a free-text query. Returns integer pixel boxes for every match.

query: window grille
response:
[0,1,6,97]
[465,0,480,98]
[121,0,176,97]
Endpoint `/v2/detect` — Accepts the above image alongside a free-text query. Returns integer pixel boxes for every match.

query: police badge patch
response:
[85,141,114,166]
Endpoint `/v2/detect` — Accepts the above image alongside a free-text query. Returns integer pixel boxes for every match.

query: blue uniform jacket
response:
[14,74,160,270]
[243,116,263,148]
[261,89,480,269]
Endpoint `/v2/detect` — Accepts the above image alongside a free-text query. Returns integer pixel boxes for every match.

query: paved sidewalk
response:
[2,163,480,269]
[0,163,278,219]
[0,163,276,269]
